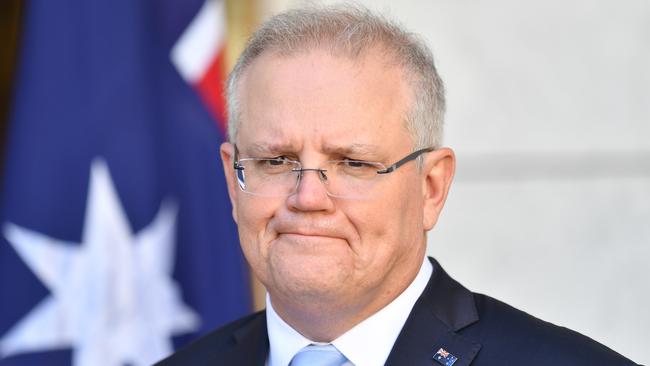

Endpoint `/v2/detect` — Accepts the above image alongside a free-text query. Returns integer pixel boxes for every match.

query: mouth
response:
[270,217,354,248]
[273,229,350,249]
[279,230,341,238]
[277,232,346,243]
[273,220,346,240]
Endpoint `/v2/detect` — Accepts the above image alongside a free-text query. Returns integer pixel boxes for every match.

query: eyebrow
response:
[245,142,296,155]
[321,142,380,157]
[241,142,381,158]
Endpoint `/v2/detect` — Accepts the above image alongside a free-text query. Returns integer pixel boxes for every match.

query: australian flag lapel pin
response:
[433,347,458,366]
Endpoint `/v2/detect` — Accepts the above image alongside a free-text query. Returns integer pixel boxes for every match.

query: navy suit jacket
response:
[157,257,639,365]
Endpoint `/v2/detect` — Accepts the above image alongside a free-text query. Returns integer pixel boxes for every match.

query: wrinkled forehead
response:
[234,47,415,151]
[235,50,414,154]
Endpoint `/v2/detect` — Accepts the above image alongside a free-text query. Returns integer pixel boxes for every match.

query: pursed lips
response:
[272,220,345,239]
[278,231,343,240]
[272,223,347,242]
[270,217,356,246]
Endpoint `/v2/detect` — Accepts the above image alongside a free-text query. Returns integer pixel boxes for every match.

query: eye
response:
[254,157,296,173]
[268,157,289,166]
[331,158,376,177]
[342,159,372,168]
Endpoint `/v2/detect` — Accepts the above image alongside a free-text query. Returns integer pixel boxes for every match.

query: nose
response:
[287,169,335,212]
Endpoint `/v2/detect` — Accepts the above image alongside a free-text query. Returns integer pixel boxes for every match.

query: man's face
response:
[221,48,451,316]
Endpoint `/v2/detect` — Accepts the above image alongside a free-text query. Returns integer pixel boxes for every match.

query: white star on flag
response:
[0,159,200,366]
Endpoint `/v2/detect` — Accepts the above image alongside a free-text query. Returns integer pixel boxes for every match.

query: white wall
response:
[265,1,650,363]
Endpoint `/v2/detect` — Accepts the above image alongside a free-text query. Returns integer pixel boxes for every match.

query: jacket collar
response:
[210,311,268,366]
[385,257,482,366]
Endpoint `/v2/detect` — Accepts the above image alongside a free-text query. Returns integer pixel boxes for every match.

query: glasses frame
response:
[232,145,435,196]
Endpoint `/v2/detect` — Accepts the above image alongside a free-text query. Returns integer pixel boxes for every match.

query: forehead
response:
[236,48,413,152]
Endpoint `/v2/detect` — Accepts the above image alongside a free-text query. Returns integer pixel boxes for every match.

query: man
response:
[159,5,639,366]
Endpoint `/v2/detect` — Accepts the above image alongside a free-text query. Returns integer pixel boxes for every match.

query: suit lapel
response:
[385,257,482,366]
[208,312,269,366]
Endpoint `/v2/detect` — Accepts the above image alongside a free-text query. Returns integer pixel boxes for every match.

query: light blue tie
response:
[290,344,349,366]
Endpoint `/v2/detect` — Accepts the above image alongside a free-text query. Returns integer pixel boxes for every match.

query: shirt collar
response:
[266,256,433,366]
[266,292,312,366]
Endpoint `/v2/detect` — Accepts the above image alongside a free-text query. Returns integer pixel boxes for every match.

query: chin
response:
[269,254,353,301]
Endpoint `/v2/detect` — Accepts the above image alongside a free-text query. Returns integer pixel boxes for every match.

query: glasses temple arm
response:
[233,145,242,169]
[376,147,435,174]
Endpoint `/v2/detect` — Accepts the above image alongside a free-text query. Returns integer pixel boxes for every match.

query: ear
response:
[220,142,239,223]
[421,147,455,231]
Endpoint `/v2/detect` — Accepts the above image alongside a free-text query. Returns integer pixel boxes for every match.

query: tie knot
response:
[290,344,349,366]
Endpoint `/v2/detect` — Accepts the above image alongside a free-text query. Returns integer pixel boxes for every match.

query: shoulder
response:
[154,311,266,366]
[465,293,638,365]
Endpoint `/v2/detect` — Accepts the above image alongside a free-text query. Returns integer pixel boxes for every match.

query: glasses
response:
[233,146,435,199]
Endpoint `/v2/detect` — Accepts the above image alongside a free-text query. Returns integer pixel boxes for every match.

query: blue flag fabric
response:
[0,0,250,365]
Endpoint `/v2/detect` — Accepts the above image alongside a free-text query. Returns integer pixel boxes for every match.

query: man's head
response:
[220,5,455,340]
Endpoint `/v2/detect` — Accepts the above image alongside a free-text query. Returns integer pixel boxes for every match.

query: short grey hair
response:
[226,4,446,151]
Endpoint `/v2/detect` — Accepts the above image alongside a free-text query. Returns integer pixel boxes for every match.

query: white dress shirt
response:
[266,256,433,366]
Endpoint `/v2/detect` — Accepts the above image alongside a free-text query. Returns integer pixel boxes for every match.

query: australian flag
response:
[433,348,459,366]
[0,0,251,365]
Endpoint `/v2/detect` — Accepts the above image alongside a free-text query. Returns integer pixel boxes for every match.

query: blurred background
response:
[1,0,648,365]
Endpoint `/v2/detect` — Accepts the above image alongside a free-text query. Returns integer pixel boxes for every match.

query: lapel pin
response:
[433,347,458,366]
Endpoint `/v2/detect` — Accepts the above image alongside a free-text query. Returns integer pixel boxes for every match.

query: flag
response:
[0,0,251,365]
[433,348,459,366]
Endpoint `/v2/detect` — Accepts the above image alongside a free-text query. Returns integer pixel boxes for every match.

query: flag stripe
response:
[196,49,228,133]
[170,0,226,84]
[171,0,228,132]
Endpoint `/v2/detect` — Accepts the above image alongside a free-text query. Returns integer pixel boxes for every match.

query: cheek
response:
[354,181,422,251]
[237,195,277,227]
[235,197,279,258]
[344,199,399,260]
